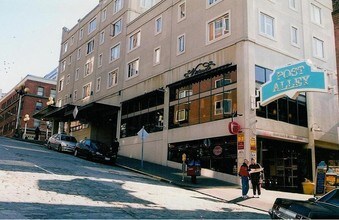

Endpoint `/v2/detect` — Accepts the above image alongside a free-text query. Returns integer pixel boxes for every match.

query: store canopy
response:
[167,63,237,88]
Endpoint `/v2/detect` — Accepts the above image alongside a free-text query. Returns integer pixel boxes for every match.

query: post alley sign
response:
[260,61,327,106]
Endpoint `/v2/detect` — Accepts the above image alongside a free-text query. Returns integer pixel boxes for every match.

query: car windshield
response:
[91,141,108,151]
[317,189,339,207]
[61,136,77,142]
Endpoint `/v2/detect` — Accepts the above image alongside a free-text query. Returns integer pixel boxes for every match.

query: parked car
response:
[269,188,339,219]
[47,133,77,153]
[74,139,118,164]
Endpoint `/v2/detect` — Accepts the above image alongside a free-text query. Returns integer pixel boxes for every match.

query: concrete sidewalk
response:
[116,156,313,213]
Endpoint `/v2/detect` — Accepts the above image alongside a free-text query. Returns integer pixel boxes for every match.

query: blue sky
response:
[0,0,99,93]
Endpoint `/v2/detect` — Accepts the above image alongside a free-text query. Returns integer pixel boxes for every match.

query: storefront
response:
[257,138,312,193]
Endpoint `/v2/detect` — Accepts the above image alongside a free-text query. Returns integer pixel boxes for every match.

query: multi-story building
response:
[51,0,338,192]
[0,75,57,139]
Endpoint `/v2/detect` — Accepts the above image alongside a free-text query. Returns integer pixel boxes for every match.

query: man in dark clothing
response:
[239,159,250,198]
[249,158,263,198]
[34,127,40,140]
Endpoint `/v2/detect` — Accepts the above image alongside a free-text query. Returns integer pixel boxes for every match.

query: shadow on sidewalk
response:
[116,156,237,189]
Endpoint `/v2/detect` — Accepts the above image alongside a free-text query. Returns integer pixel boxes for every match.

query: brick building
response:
[0,75,56,140]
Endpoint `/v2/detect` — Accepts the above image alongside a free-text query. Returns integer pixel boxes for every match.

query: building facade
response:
[54,0,339,192]
[0,75,57,140]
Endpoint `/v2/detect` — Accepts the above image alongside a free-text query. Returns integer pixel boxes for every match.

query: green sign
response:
[260,61,327,106]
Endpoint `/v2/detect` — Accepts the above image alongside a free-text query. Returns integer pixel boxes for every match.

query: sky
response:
[0,0,99,93]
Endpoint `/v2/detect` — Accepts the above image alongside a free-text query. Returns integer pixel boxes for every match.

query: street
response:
[0,137,268,219]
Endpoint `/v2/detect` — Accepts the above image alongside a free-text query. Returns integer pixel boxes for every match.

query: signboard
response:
[237,133,244,150]
[137,127,149,140]
[260,61,327,106]
[229,121,241,134]
[250,137,256,151]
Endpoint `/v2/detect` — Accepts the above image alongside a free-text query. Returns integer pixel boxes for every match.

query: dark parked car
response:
[74,139,118,164]
[269,188,339,219]
[47,133,77,153]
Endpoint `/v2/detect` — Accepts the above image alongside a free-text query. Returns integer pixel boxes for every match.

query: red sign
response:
[228,121,241,134]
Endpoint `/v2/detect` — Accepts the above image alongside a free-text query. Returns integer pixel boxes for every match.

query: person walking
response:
[249,158,263,198]
[239,159,250,199]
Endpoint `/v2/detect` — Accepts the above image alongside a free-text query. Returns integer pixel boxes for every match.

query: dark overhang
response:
[167,63,237,88]
[32,105,58,120]
[64,102,120,121]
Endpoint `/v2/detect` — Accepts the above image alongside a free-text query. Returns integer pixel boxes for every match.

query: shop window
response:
[215,78,231,88]
[267,101,278,120]
[288,99,298,124]
[168,135,237,175]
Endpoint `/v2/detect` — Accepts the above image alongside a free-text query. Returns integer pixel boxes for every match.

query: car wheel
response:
[58,145,62,152]
[74,149,78,157]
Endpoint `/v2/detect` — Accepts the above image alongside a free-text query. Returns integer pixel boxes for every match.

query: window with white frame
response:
[66,74,70,85]
[311,4,321,25]
[58,77,64,92]
[259,12,274,38]
[208,12,230,42]
[113,0,123,13]
[68,55,72,65]
[178,90,192,99]
[176,109,188,122]
[100,31,105,45]
[75,68,79,81]
[110,43,120,62]
[77,48,81,60]
[61,60,66,72]
[155,16,162,35]
[313,37,324,59]
[101,8,107,22]
[79,28,84,40]
[215,78,231,88]
[141,0,153,8]
[215,99,232,115]
[63,41,68,54]
[88,18,97,34]
[289,0,296,10]
[82,83,91,99]
[73,90,77,101]
[177,34,185,54]
[50,89,56,98]
[107,69,118,88]
[87,39,94,54]
[291,26,298,46]
[37,87,44,96]
[154,47,161,65]
[84,57,94,77]
[111,19,122,37]
[129,31,141,51]
[98,53,103,67]
[208,0,221,7]
[96,77,101,92]
[71,36,74,45]
[127,59,139,78]
[178,1,186,21]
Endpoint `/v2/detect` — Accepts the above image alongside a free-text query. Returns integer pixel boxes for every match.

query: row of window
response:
[260,2,326,59]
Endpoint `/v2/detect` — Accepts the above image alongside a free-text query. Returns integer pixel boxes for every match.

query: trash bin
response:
[302,178,315,195]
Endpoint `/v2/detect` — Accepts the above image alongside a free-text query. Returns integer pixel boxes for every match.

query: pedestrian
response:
[249,158,263,198]
[239,159,250,199]
[34,126,40,140]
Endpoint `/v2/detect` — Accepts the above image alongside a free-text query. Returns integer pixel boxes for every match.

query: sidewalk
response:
[116,156,313,213]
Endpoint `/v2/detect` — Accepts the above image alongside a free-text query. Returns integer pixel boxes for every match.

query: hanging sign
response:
[228,121,241,134]
[260,60,327,106]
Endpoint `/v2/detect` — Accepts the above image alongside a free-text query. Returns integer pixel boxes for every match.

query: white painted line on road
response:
[34,165,56,175]
[5,148,8,150]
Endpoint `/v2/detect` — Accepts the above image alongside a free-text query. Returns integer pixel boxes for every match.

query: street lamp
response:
[14,85,29,137]
[23,114,30,139]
